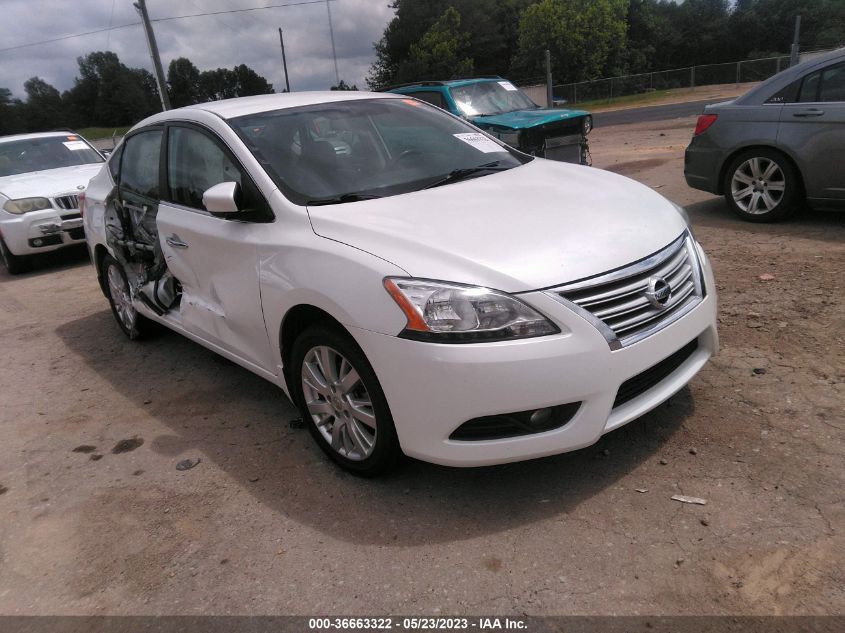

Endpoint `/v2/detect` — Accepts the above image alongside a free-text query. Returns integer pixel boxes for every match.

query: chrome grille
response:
[548,233,704,349]
[54,194,79,210]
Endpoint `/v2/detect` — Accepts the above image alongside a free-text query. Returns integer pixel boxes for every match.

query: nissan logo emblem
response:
[645,277,672,309]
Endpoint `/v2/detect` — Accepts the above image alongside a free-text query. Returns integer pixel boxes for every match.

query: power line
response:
[0,0,337,54]
[187,0,254,38]
[0,22,140,53]
[151,0,335,23]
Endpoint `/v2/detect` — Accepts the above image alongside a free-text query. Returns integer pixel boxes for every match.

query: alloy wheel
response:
[107,264,137,330]
[731,157,786,215]
[300,345,377,461]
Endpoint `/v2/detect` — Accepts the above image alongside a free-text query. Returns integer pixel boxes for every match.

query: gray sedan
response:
[685,48,845,222]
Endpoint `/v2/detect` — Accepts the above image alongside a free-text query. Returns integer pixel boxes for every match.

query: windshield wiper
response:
[306,193,384,206]
[422,161,512,190]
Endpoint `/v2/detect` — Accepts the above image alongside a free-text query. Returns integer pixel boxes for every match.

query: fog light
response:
[32,238,43,246]
[450,402,582,441]
[529,408,552,426]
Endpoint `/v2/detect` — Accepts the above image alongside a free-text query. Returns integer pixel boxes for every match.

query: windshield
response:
[229,98,529,204]
[0,135,103,177]
[450,81,539,117]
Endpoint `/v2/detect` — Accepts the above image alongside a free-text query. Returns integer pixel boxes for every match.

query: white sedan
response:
[0,131,105,273]
[83,92,718,475]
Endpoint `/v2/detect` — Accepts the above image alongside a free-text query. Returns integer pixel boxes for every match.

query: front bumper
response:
[0,209,85,255]
[350,253,717,467]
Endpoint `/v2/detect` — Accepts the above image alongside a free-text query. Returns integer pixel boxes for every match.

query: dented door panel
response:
[156,202,274,371]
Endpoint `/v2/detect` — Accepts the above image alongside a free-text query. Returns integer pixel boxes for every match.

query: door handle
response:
[793,108,825,117]
[166,234,189,249]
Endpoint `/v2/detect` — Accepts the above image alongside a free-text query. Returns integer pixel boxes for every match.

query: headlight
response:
[498,131,520,147]
[582,115,593,135]
[383,278,560,343]
[3,197,52,214]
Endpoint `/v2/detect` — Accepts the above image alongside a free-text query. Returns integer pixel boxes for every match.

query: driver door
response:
[156,123,276,372]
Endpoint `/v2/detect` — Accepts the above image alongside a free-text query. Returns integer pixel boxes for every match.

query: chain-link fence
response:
[515,49,838,106]
[551,55,792,104]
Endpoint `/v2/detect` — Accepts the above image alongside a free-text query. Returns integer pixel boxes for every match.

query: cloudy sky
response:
[0,0,396,98]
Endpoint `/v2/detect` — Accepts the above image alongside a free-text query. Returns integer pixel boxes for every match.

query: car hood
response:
[471,108,588,130]
[307,160,688,293]
[0,163,103,200]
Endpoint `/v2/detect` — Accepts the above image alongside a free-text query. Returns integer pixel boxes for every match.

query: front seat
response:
[298,139,347,195]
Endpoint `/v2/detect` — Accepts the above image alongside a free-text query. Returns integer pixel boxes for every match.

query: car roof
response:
[388,77,505,91]
[735,47,845,105]
[177,91,403,120]
[0,131,81,144]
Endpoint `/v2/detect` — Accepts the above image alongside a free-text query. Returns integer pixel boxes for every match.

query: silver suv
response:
[685,48,845,222]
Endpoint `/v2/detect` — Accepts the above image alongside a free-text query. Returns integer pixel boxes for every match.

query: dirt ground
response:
[586,82,756,112]
[0,115,842,617]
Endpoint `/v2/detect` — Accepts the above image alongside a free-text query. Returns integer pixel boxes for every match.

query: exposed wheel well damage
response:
[94,244,109,297]
[280,304,347,386]
[718,145,805,196]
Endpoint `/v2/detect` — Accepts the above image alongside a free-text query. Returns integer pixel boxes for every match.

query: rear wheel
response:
[724,149,801,222]
[291,324,401,476]
[0,237,30,275]
[102,255,153,340]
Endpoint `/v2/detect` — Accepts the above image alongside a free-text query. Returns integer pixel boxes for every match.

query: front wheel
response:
[102,255,153,340]
[724,149,801,222]
[0,237,30,275]
[291,325,400,476]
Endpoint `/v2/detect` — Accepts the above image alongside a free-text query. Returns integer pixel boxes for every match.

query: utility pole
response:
[790,15,802,67]
[326,0,340,85]
[279,28,291,93]
[134,0,171,111]
[545,50,553,108]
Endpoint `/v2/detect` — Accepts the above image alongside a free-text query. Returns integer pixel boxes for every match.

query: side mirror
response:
[100,149,112,158]
[203,181,240,214]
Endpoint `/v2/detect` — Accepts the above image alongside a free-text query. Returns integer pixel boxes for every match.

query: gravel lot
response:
[0,115,842,616]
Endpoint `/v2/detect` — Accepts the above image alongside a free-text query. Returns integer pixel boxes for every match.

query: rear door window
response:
[798,71,820,102]
[119,130,162,200]
[798,62,845,103]
[108,143,124,181]
[818,63,845,102]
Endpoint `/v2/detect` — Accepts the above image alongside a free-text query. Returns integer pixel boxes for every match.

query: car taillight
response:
[78,192,86,216]
[694,114,718,136]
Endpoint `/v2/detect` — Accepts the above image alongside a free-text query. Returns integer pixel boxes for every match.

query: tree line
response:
[366,0,845,89]
[0,52,274,136]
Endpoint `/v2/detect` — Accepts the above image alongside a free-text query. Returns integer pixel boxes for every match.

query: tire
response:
[101,254,153,340]
[291,324,401,476]
[0,236,30,275]
[724,149,801,223]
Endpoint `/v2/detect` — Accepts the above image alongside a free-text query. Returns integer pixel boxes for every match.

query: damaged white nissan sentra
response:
[84,92,717,475]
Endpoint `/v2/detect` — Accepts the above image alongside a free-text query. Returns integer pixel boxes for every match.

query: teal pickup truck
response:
[387,77,592,165]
